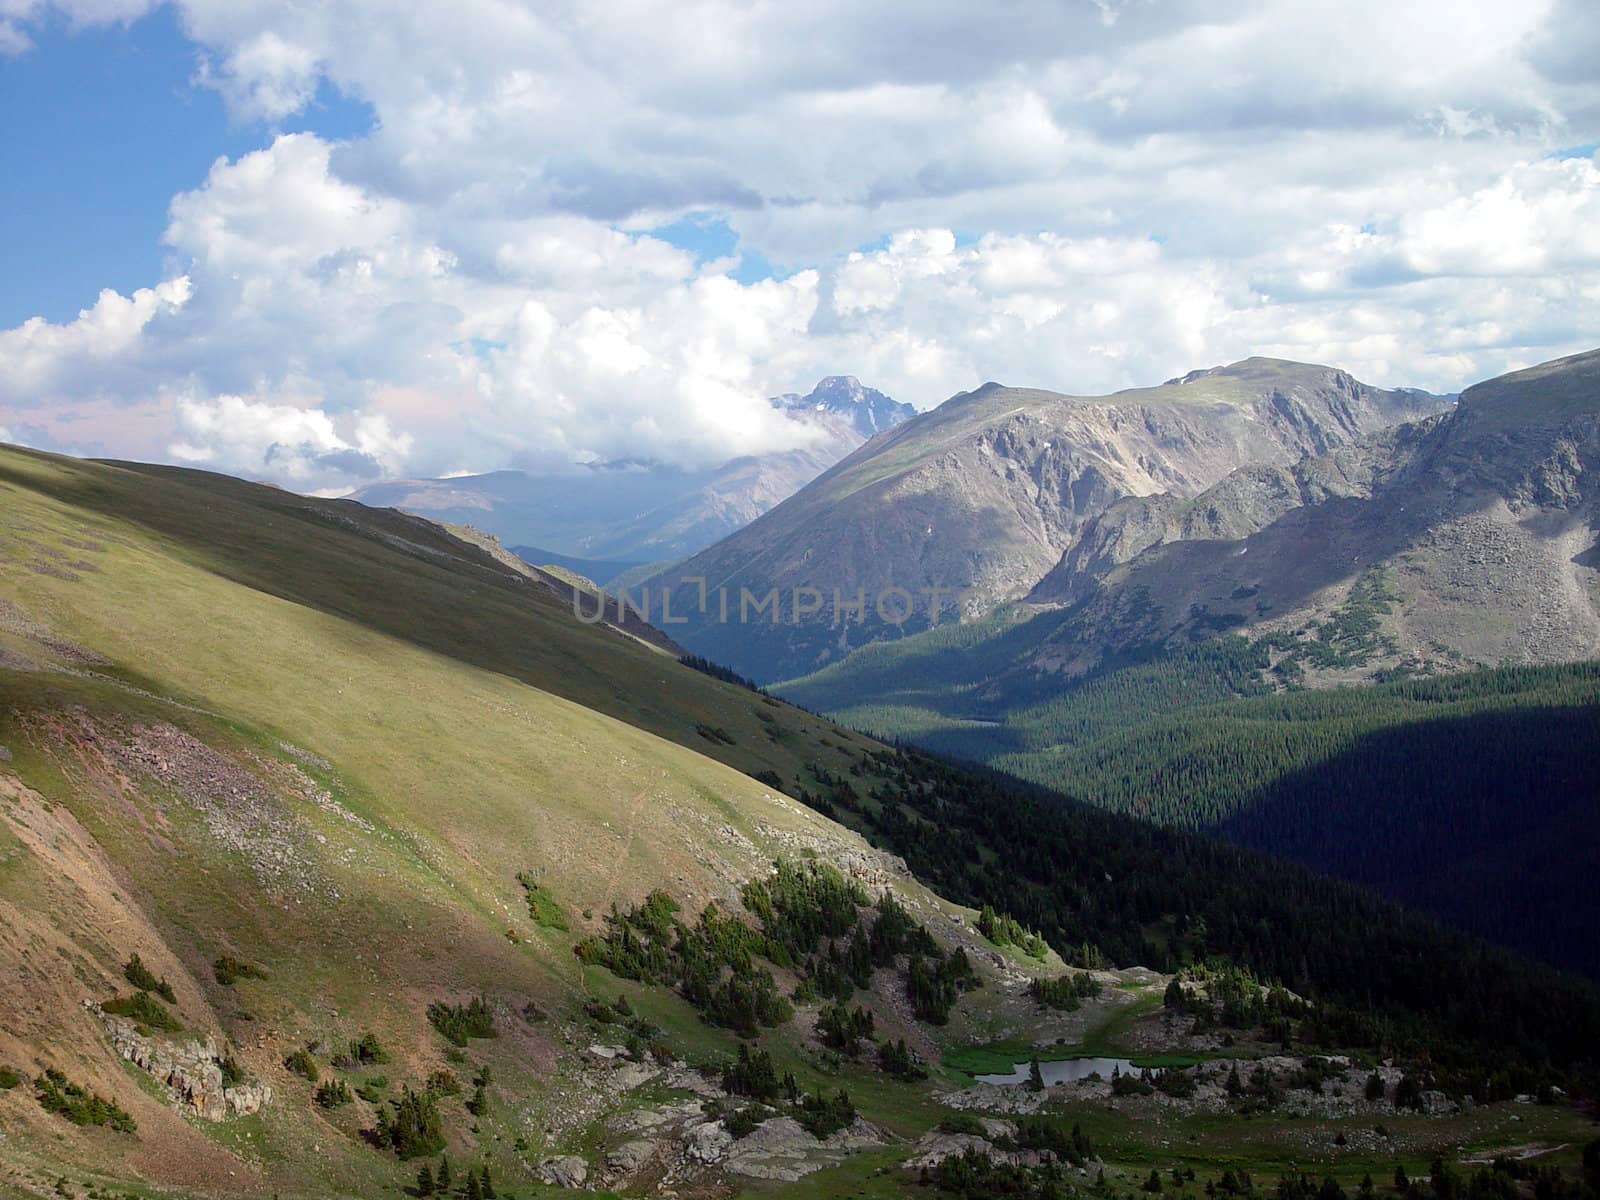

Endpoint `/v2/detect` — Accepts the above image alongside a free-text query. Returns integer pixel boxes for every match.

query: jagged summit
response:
[770,375,916,437]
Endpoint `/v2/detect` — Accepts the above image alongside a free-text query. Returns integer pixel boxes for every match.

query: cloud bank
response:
[2,0,1598,490]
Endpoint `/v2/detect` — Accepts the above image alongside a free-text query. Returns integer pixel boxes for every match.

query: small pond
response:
[974,1056,1137,1086]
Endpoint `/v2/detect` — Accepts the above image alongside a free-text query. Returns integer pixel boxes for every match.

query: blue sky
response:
[0,6,370,326]
[0,0,1596,491]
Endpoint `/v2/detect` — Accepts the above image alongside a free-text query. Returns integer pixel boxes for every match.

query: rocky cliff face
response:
[646,359,1448,681]
[1024,348,1600,679]
[1029,417,1444,605]
[771,375,915,438]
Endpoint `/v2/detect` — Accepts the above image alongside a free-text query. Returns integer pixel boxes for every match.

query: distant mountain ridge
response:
[647,357,1450,681]
[778,349,1600,721]
[349,376,914,571]
[1023,347,1600,679]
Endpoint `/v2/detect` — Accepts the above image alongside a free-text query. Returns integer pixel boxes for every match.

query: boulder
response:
[682,1120,733,1165]
[606,1140,657,1175]
[612,1060,660,1091]
[536,1156,590,1188]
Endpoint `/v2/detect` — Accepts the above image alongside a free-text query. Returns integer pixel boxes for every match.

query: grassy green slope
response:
[0,447,883,789]
[0,445,968,1197]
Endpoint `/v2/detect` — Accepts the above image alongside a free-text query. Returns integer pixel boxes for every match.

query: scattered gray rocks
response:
[945,1081,1050,1115]
[903,1123,1084,1173]
[724,1115,883,1182]
[99,720,335,897]
[944,1055,1460,1121]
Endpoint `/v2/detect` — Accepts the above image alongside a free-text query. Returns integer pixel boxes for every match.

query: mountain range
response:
[349,376,914,575]
[2,380,1600,1199]
[645,357,1451,682]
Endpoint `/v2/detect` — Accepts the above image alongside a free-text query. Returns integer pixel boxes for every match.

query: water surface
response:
[974,1056,1136,1086]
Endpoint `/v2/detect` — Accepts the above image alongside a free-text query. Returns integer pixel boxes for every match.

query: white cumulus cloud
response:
[0,0,1597,489]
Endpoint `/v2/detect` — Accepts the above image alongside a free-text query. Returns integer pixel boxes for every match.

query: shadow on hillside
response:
[0,449,719,745]
[1217,703,1600,981]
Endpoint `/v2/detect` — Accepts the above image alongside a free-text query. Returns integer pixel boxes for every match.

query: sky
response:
[1,0,1598,493]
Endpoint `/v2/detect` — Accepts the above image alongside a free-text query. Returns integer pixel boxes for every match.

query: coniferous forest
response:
[798,650,1600,982]
[786,739,1600,1099]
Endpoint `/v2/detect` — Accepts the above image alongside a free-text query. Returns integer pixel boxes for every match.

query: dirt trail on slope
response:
[598,769,666,916]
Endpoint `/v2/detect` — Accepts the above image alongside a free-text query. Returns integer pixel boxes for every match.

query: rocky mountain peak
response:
[771,376,916,437]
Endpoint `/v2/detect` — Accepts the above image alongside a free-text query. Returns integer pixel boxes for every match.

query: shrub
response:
[0,1066,22,1090]
[1112,1068,1154,1096]
[722,1044,793,1102]
[102,991,183,1034]
[315,1079,352,1108]
[345,1032,389,1067]
[1394,1074,1426,1111]
[816,1003,875,1056]
[426,1069,461,1097]
[1155,1067,1197,1097]
[794,1088,855,1139]
[879,1039,927,1081]
[355,1075,389,1103]
[428,998,497,1046]
[1030,971,1103,1011]
[213,954,268,986]
[218,1053,247,1088]
[976,906,1047,959]
[122,954,177,1003]
[905,948,978,1025]
[726,1105,767,1138]
[515,872,569,931]
[284,1048,319,1082]
[1006,1117,1095,1166]
[35,1069,136,1133]
[378,1086,446,1159]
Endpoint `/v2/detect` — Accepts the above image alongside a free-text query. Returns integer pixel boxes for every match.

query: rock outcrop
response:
[536,1156,590,1188]
[85,1000,271,1120]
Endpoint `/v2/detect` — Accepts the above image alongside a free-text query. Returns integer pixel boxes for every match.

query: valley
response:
[1,442,1596,1200]
[767,349,1600,983]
